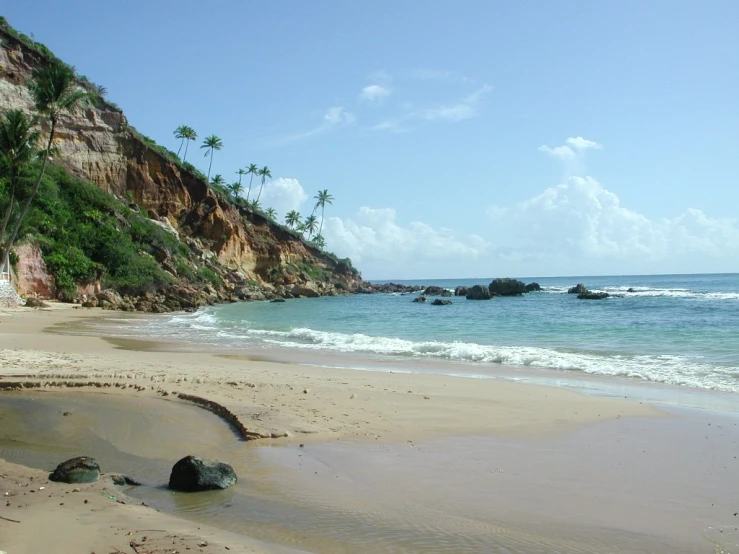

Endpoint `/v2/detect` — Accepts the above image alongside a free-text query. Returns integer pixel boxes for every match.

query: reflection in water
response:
[0,392,717,553]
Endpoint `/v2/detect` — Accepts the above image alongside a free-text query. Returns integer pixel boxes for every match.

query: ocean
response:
[106,273,739,395]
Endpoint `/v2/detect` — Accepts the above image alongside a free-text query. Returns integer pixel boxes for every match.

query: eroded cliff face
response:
[0,26,362,298]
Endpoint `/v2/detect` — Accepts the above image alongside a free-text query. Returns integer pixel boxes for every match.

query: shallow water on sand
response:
[1,392,736,553]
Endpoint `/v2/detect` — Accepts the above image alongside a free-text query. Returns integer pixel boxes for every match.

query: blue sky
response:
[4,1,739,278]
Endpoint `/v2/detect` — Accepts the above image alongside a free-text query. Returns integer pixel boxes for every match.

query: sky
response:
[4,1,739,279]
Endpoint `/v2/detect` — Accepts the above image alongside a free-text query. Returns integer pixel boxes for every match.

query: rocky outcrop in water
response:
[525,282,541,292]
[49,456,101,484]
[489,278,526,296]
[422,286,451,297]
[568,284,588,294]
[466,285,492,300]
[168,455,237,492]
[413,295,427,303]
[454,286,468,297]
[577,291,610,300]
[432,299,452,306]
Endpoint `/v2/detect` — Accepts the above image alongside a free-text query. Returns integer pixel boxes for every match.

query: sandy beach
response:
[1,303,737,553]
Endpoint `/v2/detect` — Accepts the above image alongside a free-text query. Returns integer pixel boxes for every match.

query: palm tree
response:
[181,126,197,162]
[248,199,261,212]
[244,163,258,202]
[1,62,89,268]
[0,110,40,266]
[285,210,300,229]
[255,165,271,204]
[314,189,334,237]
[210,174,225,188]
[228,181,243,198]
[236,168,246,189]
[265,208,276,220]
[174,125,193,158]
[312,234,326,249]
[201,134,223,182]
[303,214,319,238]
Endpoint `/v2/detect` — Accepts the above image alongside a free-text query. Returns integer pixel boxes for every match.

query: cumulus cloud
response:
[257,178,308,220]
[486,175,739,275]
[359,84,392,103]
[539,136,602,175]
[322,207,492,279]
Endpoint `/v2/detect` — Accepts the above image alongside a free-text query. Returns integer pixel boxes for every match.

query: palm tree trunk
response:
[0,168,17,248]
[318,205,325,236]
[256,180,264,203]
[176,138,185,157]
[246,175,254,202]
[0,120,55,267]
[207,148,213,182]
[183,139,190,162]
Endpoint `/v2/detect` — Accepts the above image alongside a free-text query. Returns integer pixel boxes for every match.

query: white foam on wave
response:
[245,327,739,393]
[543,285,739,300]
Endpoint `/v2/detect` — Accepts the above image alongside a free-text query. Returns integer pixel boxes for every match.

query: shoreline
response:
[1,303,735,552]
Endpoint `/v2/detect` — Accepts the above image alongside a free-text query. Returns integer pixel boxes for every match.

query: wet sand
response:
[0,303,734,552]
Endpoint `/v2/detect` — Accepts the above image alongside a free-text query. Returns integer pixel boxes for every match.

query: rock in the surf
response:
[413,295,427,303]
[422,286,451,297]
[489,278,526,296]
[524,282,541,292]
[432,299,452,306]
[454,286,468,296]
[567,284,587,294]
[577,291,610,300]
[49,456,101,484]
[168,455,237,492]
[465,284,492,300]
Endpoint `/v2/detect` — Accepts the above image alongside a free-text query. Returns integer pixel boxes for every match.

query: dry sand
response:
[0,303,671,553]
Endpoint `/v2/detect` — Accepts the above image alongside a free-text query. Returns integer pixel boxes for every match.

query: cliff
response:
[0,18,363,307]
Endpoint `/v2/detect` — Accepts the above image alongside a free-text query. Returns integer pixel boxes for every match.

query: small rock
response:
[49,457,101,484]
[168,456,237,492]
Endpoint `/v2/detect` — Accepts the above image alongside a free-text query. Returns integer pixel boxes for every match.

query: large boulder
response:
[413,295,427,303]
[524,282,541,292]
[466,284,492,300]
[454,286,468,297]
[422,286,450,296]
[577,291,610,300]
[489,278,526,296]
[431,299,452,306]
[49,456,101,484]
[169,456,237,492]
[567,284,588,294]
[290,284,320,298]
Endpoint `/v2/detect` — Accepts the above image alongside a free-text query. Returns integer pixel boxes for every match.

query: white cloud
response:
[421,84,493,123]
[485,176,739,276]
[274,106,355,145]
[539,136,602,175]
[359,84,392,103]
[257,178,308,220]
[372,84,493,131]
[322,207,492,279]
[411,69,474,83]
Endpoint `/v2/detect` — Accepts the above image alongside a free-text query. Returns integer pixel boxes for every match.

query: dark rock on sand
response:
[413,295,427,303]
[577,291,610,300]
[466,285,492,300]
[489,278,527,296]
[109,473,142,486]
[24,297,49,308]
[568,284,588,294]
[432,299,452,306]
[454,286,468,296]
[169,455,237,492]
[524,282,542,292]
[49,456,101,484]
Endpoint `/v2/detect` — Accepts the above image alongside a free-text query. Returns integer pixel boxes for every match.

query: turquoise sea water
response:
[116,274,739,393]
